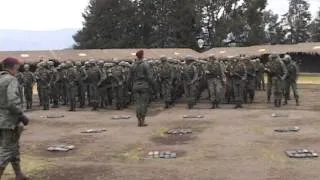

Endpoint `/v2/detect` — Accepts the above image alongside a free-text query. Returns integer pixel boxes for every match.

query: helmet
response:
[48,61,54,66]
[208,54,216,61]
[283,54,292,61]
[24,64,30,69]
[185,55,195,61]
[119,61,127,66]
[160,56,168,62]
[75,62,82,66]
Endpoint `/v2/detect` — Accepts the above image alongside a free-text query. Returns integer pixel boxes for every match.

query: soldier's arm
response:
[280,61,288,80]
[220,64,226,85]
[7,78,23,115]
[190,65,199,84]
[81,67,88,81]
[242,64,247,80]
[97,69,107,86]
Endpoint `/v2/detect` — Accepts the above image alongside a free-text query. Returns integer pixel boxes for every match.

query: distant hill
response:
[0,29,79,51]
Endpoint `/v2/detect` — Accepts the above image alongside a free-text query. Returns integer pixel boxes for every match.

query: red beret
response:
[2,57,21,66]
[136,50,144,59]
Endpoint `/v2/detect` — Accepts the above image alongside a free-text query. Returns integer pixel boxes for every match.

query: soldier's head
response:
[119,61,127,67]
[89,59,96,66]
[208,54,216,62]
[24,64,30,71]
[136,50,144,61]
[185,55,195,64]
[84,61,90,68]
[48,61,54,67]
[75,61,82,67]
[160,56,168,63]
[66,61,73,68]
[1,57,21,76]
[268,54,279,62]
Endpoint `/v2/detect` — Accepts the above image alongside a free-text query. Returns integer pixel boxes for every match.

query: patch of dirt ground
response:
[3,84,320,180]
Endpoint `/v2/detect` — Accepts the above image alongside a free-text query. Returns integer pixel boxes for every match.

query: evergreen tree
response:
[284,0,312,44]
[310,9,320,42]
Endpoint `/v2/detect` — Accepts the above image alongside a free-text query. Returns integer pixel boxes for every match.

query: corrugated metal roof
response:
[0,49,199,63]
[1,43,319,63]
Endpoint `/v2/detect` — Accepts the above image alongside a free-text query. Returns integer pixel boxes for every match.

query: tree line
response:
[73,0,320,50]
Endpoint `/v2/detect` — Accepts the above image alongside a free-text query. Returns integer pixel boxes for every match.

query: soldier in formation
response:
[13,52,300,126]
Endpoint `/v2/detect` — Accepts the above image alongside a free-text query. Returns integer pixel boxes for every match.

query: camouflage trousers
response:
[184,82,198,108]
[161,79,172,103]
[233,78,244,105]
[284,79,299,101]
[256,73,265,90]
[67,84,77,111]
[207,78,223,103]
[24,85,33,109]
[244,78,255,103]
[225,77,234,104]
[40,86,50,110]
[0,126,23,168]
[272,77,283,101]
[78,83,86,107]
[133,89,150,119]
[51,83,60,107]
[113,85,124,110]
[89,84,99,105]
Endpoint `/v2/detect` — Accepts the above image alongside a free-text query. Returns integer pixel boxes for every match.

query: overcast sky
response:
[0,0,319,30]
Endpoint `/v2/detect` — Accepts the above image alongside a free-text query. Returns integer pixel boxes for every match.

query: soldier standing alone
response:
[0,57,29,180]
[130,50,154,127]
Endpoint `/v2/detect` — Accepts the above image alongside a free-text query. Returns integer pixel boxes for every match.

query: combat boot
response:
[215,102,221,109]
[274,100,278,107]
[141,117,148,127]
[211,102,216,109]
[278,100,282,107]
[267,96,271,104]
[296,98,300,106]
[137,118,142,127]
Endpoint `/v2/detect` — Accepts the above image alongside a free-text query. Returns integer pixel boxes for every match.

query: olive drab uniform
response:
[284,61,299,105]
[0,71,24,174]
[87,64,101,110]
[225,61,234,104]
[130,61,154,126]
[66,66,79,111]
[159,60,174,108]
[77,65,88,108]
[183,61,199,109]
[38,67,51,110]
[267,58,288,107]
[111,64,125,110]
[97,65,107,108]
[255,61,265,90]
[231,60,247,108]
[244,60,256,104]
[205,59,225,108]
[22,70,34,109]
[61,66,69,105]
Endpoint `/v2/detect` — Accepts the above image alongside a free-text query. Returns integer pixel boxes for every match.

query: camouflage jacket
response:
[23,71,35,87]
[0,71,23,129]
[130,61,154,91]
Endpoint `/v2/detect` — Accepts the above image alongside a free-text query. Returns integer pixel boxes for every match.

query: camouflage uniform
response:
[0,70,26,179]
[111,62,125,110]
[265,54,288,107]
[37,63,51,110]
[131,58,154,127]
[76,62,88,108]
[16,72,24,109]
[66,62,78,111]
[183,56,199,109]
[22,64,34,109]
[87,61,100,110]
[244,59,256,104]
[283,55,299,106]
[159,56,174,108]
[205,55,226,108]
[231,59,247,108]
[255,59,265,90]
[103,63,114,107]
[50,66,61,108]
[97,61,107,108]
[225,60,235,104]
